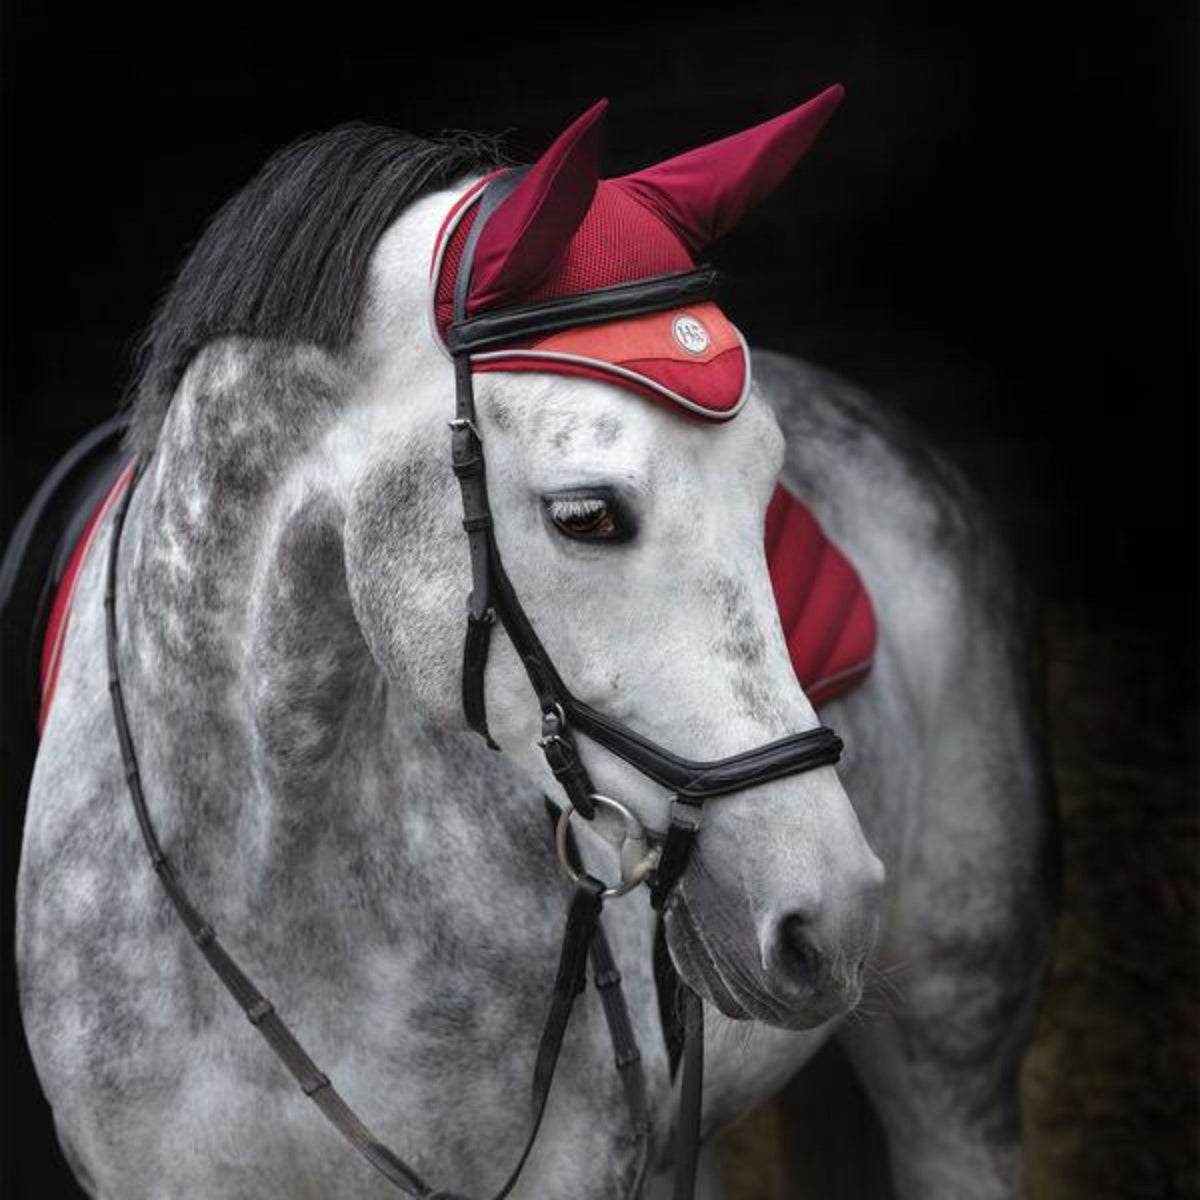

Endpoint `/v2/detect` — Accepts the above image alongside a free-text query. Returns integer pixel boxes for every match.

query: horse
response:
[12,91,1057,1199]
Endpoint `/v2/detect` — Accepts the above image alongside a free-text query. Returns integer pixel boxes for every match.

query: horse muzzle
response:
[662,828,884,1030]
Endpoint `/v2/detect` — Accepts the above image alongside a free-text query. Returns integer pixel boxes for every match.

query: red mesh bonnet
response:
[433,181,694,333]
[430,88,844,421]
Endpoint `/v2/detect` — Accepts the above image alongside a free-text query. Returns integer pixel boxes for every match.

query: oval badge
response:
[672,314,711,355]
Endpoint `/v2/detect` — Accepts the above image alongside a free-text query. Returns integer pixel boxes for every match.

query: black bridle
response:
[102,171,844,1200]
[447,171,842,897]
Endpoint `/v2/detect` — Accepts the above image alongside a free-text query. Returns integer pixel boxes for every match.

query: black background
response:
[1,1,1195,1195]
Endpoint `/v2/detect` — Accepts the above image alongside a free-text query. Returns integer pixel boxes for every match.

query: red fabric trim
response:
[473,333,747,418]
[611,347,745,415]
[38,464,134,734]
[531,301,738,365]
[765,482,875,709]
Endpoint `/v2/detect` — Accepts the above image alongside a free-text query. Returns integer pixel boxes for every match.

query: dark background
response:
[1,2,1195,1196]
[2,2,1195,628]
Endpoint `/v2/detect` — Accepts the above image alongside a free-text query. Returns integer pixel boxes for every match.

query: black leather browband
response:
[445,267,721,355]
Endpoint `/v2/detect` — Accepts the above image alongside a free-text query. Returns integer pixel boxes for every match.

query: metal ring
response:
[555,794,662,899]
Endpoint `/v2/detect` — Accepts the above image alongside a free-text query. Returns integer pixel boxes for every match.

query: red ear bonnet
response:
[431,86,844,420]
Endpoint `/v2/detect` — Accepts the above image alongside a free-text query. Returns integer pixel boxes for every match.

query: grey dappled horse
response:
[16,117,1056,1199]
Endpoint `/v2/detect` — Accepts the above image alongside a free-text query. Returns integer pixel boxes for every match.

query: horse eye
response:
[544,493,629,542]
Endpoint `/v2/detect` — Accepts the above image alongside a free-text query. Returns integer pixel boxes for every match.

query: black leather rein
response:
[103,465,650,1200]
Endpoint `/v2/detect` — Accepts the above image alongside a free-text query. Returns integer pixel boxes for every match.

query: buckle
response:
[539,703,567,739]
[448,417,482,440]
[538,705,572,758]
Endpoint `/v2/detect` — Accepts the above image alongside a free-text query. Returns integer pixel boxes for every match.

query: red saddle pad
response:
[766,483,875,708]
[39,473,875,731]
[38,463,135,733]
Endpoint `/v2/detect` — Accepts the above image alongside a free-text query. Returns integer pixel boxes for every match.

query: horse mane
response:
[124,124,504,456]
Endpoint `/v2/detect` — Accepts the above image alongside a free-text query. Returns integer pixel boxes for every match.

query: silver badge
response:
[672,314,711,354]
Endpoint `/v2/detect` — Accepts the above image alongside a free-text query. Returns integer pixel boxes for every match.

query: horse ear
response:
[468,100,607,312]
[613,85,845,256]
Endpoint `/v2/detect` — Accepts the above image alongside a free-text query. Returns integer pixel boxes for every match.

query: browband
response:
[446,268,722,355]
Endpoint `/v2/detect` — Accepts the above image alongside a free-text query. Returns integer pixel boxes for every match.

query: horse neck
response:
[117,338,549,938]
[124,342,336,687]
[119,343,380,867]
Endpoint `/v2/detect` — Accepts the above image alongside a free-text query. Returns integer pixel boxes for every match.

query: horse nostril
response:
[776,911,824,988]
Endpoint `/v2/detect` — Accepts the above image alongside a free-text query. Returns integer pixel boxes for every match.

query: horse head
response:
[342,94,884,1030]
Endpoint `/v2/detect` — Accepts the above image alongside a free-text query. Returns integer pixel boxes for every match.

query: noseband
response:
[102,171,845,1200]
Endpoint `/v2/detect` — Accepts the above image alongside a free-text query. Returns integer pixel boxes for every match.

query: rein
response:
[104,468,649,1199]
[101,172,846,1199]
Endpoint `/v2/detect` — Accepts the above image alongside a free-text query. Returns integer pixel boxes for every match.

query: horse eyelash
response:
[547,497,608,520]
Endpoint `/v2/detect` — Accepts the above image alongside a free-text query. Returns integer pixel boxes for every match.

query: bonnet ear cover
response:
[433,86,845,420]
[611,84,844,256]
[467,100,607,315]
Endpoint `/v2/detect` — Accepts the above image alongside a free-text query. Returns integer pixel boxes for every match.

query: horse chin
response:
[664,895,859,1032]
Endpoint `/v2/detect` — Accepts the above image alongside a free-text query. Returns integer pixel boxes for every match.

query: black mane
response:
[126,124,502,455]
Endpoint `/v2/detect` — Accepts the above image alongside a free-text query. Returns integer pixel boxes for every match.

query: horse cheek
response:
[343,448,466,727]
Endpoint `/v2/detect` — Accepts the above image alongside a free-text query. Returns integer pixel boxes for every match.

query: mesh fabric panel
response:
[434,180,693,337]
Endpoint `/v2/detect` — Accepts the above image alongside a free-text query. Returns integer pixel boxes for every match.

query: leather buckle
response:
[539,703,567,740]
[448,417,482,440]
[449,418,485,478]
[538,706,577,771]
